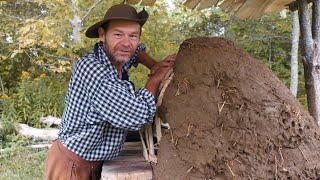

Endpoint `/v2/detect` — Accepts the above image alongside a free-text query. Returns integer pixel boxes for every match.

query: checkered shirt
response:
[58,42,156,161]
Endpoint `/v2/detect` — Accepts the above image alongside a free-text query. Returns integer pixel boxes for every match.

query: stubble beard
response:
[103,42,131,66]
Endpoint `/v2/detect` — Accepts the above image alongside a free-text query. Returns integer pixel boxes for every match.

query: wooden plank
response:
[197,0,219,10]
[219,0,236,10]
[183,0,203,9]
[127,0,141,5]
[234,0,273,19]
[141,0,156,6]
[101,142,152,180]
[228,0,246,11]
[266,0,295,13]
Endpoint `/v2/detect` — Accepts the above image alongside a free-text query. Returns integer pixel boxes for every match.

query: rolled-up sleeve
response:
[90,78,156,131]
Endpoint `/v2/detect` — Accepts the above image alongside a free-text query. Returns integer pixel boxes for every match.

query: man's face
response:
[99,20,141,65]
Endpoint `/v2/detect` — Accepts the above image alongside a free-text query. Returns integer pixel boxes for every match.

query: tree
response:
[290,10,299,97]
[294,0,320,124]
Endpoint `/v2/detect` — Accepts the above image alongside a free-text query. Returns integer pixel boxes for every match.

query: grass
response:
[0,146,46,180]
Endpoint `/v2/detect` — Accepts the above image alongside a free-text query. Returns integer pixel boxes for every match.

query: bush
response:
[1,72,68,134]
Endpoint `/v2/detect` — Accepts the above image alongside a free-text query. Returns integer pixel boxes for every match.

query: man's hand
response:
[145,53,177,97]
[151,53,177,75]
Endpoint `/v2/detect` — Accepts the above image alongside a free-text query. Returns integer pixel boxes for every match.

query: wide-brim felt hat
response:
[85,4,149,38]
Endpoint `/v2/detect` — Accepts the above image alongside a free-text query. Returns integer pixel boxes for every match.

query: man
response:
[45,4,176,180]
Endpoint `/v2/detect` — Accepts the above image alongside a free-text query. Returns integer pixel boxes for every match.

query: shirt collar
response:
[94,41,119,79]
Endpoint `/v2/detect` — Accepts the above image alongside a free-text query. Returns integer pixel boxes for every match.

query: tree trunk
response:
[71,15,82,43]
[298,0,320,124]
[290,10,300,97]
[71,0,81,43]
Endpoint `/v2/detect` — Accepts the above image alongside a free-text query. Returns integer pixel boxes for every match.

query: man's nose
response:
[120,36,130,46]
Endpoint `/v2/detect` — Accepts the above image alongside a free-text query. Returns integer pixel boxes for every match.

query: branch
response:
[0,13,26,21]
[312,0,320,42]
[17,123,58,141]
[298,0,314,61]
[0,75,4,96]
[40,116,61,127]
[40,50,75,61]
[81,0,103,22]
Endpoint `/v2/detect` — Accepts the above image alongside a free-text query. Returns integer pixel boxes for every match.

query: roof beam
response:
[289,0,314,11]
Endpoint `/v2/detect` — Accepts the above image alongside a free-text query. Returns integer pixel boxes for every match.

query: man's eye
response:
[114,34,122,38]
[130,35,138,40]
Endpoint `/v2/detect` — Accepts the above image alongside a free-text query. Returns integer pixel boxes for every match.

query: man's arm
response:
[136,50,157,69]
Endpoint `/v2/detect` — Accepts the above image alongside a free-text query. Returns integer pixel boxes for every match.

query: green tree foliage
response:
[0,0,307,134]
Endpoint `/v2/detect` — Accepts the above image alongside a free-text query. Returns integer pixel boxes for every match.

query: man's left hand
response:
[151,53,177,75]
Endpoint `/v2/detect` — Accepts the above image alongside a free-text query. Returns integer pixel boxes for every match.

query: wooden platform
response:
[101,142,153,180]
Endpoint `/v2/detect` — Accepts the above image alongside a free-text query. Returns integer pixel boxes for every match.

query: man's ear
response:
[98,28,106,42]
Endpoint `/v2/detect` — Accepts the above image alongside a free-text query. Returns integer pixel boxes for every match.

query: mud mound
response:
[154,37,320,179]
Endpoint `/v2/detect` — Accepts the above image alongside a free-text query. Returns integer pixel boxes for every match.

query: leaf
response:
[10,49,23,58]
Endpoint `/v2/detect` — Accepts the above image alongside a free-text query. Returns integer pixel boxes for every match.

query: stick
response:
[298,146,309,162]
[147,124,155,156]
[217,79,221,87]
[145,126,150,150]
[186,122,192,137]
[174,137,179,147]
[218,101,226,114]
[175,81,181,96]
[278,147,284,166]
[274,155,278,180]
[239,103,244,110]
[157,70,174,107]
[187,166,193,173]
[225,162,236,177]
[170,128,174,143]
[220,124,224,133]
[81,0,102,22]
[155,116,162,142]
[139,130,149,161]
[235,158,241,164]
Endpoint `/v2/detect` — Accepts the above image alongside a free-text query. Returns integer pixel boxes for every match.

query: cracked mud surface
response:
[154,37,320,179]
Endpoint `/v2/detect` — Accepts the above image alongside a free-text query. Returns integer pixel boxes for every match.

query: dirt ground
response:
[153,37,320,179]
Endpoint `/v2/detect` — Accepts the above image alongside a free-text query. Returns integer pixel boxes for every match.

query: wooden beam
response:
[289,0,314,11]
[183,0,202,9]
[219,0,236,10]
[265,0,295,13]
[197,0,219,11]
[228,0,247,12]
[235,0,273,19]
[127,0,141,5]
[140,0,156,6]
[17,124,58,141]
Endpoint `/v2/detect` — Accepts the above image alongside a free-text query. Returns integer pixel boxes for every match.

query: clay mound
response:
[154,37,320,179]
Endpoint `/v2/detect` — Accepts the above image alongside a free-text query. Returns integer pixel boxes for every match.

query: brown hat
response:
[85,4,149,38]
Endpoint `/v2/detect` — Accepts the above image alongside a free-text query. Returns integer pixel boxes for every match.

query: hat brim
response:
[85,18,147,38]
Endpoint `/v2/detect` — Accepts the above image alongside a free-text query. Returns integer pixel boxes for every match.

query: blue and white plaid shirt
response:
[58,42,156,161]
